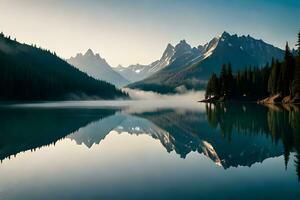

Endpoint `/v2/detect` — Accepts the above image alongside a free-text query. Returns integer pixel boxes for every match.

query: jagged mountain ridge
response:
[114,43,175,82]
[129,31,285,93]
[67,49,130,87]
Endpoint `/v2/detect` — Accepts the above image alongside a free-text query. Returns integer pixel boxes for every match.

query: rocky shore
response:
[200,93,300,105]
[258,93,300,104]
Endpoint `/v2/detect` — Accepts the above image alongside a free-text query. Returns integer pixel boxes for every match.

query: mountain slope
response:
[0,34,127,100]
[114,44,175,82]
[129,32,285,93]
[67,49,129,87]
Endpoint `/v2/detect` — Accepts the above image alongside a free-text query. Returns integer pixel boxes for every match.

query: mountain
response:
[129,32,285,93]
[114,43,175,82]
[68,114,126,148]
[67,49,129,87]
[0,34,127,100]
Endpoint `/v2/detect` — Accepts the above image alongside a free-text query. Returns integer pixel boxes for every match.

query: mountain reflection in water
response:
[1,102,299,181]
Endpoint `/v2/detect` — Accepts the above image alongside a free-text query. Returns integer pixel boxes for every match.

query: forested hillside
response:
[204,32,300,104]
[0,33,127,100]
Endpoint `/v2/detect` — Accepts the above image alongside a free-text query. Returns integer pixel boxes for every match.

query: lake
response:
[0,97,299,200]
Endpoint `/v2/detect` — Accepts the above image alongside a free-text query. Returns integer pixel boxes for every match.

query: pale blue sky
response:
[0,0,299,66]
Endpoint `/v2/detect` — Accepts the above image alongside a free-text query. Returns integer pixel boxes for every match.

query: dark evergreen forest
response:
[0,33,127,101]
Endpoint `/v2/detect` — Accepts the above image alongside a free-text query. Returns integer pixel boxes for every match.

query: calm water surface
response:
[0,99,299,200]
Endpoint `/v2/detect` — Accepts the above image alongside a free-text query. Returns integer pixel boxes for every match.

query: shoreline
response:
[199,94,300,105]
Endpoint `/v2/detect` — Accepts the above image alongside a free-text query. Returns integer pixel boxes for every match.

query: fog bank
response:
[123,88,205,101]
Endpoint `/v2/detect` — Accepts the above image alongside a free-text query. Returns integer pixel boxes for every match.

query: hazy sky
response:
[0,0,299,67]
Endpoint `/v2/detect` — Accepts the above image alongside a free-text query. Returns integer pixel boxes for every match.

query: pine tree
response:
[280,42,295,96]
[220,64,227,96]
[236,71,242,96]
[205,73,220,99]
[262,64,271,96]
[292,32,300,97]
[212,73,220,97]
[205,78,212,99]
[268,58,280,95]
[226,63,234,97]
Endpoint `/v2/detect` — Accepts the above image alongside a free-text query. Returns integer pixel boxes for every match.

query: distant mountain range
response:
[128,31,285,93]
[67,49,130,87]
[66,32,285,93]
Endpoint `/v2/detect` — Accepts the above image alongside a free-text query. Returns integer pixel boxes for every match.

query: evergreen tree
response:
[236,71,242,96]
[281,42,295,96]
[220,64,228,96]
[262,64,271,97]
[205,78,212,99]
[226,63,234,97]
[211,73,220,97]
[246,67,253,95]
[205,73,220,99]
[268,58,280,95]
[292,31,300,97]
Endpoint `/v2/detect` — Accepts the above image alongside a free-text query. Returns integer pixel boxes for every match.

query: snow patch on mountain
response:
[203,36,220,59]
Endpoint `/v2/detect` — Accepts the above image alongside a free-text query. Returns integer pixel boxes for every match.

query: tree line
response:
[205,32,300,102]
[0,33,127,100]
